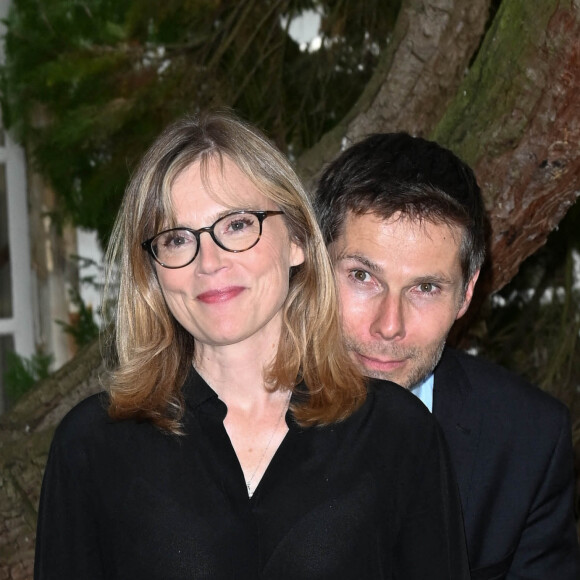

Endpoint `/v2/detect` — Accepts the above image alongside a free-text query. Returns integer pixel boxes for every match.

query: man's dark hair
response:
[315,132,486,286]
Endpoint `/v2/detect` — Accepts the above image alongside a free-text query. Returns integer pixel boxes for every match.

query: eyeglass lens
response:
[151,212,263,267]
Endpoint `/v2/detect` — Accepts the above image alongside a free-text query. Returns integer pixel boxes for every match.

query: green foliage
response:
[474,200,580,421]
[0,0,400,246]
[56,286,101,348]
[56,254,103,348]
[3,351,54,405]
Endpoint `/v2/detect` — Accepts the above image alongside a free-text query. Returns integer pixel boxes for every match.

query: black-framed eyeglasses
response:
[142,210,284,269]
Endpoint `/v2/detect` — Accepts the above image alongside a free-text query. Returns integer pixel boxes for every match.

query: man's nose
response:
[369,292,405,340]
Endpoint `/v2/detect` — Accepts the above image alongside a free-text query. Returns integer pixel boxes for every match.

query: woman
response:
[34,111,469,579]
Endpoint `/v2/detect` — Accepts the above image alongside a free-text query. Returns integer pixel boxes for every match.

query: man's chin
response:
[350,340,446,390]
[357,360,432,390]
[357,365,412,389]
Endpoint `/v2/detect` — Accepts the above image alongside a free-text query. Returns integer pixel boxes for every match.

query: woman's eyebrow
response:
[173,208,250,229]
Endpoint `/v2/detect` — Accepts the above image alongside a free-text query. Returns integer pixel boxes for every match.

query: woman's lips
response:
[196,286,245,304]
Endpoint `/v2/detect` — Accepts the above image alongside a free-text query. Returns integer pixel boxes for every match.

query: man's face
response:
[331,211,478,389]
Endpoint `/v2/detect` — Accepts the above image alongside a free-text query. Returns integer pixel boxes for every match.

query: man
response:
[315,133,580,580]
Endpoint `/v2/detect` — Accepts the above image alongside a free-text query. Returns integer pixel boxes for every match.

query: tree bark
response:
[2,0,580,576]
[434,0,580,290]
[0,342,103,578]
[296,0,492,188]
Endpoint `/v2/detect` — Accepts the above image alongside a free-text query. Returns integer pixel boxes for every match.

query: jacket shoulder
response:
[441,347,568,419]
[366,378,441,438]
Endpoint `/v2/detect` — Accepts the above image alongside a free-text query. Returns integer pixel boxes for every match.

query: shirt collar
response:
[182,365,221,410]
[410,373,435,412]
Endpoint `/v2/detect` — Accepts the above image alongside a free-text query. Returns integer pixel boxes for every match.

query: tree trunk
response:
[2,0,580,576]
[0,342,103,578]
[296,0,493,188]
[434,0,580,291]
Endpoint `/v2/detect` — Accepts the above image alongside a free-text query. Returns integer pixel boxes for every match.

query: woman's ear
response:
[289,239,305,268]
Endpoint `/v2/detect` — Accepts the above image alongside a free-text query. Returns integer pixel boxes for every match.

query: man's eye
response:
[351,269,370,282]
[418,283,435,292]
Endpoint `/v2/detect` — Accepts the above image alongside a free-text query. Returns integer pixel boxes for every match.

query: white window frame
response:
[0,135,35,358]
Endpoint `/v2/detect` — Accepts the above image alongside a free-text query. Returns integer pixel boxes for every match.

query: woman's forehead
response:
[170,156,274,211]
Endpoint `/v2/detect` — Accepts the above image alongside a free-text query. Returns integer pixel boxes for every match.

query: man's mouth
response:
[353,352,408,372]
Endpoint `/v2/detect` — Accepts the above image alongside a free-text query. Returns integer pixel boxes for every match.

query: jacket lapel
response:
[432,348,482,515]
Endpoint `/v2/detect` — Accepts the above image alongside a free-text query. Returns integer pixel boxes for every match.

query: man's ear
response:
[456,269,480,320]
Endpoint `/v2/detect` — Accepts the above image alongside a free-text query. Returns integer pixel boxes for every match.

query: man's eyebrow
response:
[336,253,382,273]
[408,274,454,286]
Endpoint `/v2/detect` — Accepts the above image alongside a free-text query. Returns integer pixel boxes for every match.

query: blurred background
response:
[0,1,579,576]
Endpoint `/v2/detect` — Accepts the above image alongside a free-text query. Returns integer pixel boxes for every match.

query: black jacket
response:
[434,347,580,580]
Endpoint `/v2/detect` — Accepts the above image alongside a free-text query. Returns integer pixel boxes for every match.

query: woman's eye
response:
[229,219,250,231]
[169,236,186,247]
[223,216,256,233]
[158,231,194,249]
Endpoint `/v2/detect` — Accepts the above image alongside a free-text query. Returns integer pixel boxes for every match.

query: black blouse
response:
[34,369,469,579]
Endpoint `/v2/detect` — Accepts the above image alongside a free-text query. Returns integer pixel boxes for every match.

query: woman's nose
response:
[195,231,228,274]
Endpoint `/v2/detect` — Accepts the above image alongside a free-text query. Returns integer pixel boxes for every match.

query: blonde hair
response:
[104,111,366,433]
